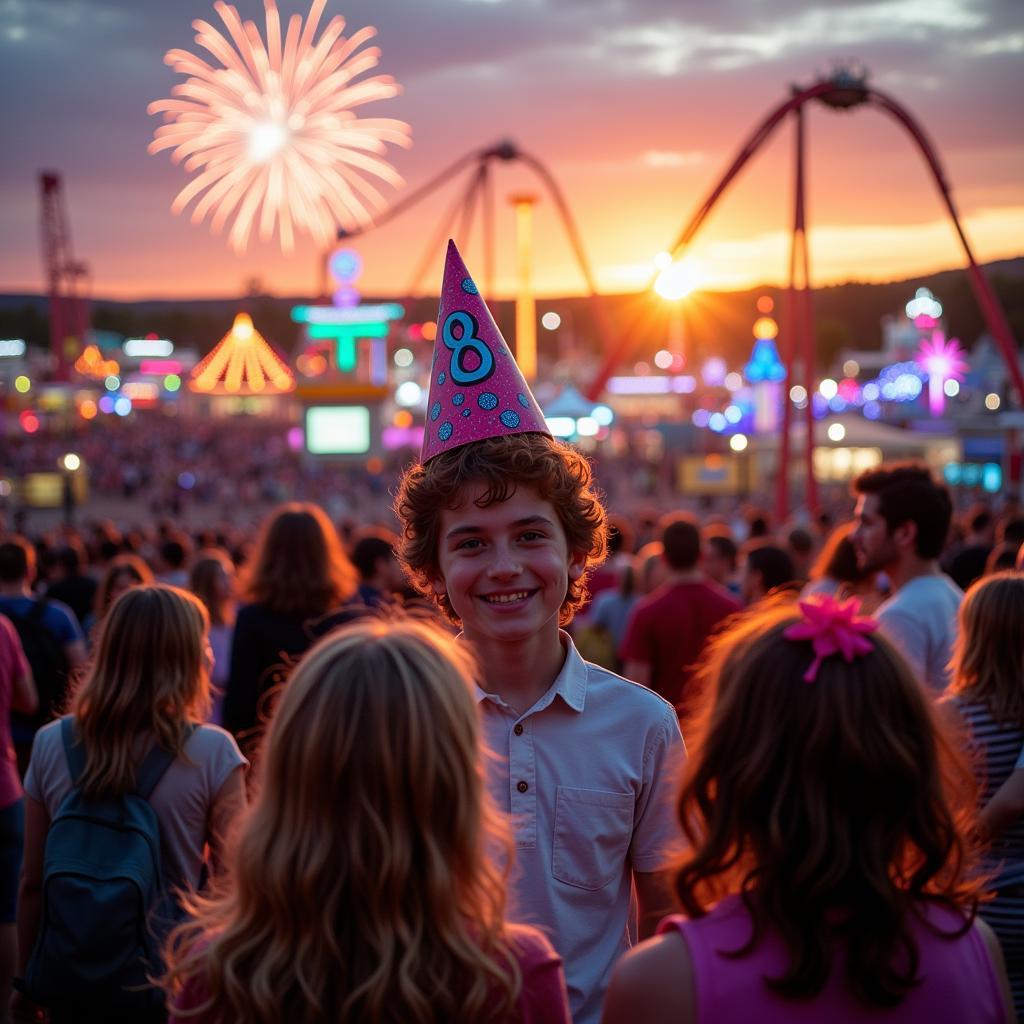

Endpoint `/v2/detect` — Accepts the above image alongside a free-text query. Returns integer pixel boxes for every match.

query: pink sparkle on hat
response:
[420,239,549,462]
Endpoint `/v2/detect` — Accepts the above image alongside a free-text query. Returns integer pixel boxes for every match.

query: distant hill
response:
[2,257,1021,369]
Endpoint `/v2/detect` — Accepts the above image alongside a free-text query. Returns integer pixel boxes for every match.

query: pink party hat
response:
[421,240,549,462]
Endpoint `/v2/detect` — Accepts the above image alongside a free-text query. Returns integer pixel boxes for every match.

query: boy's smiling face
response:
[434,482,586,645]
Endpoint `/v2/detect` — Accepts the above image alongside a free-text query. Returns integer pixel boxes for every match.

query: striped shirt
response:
[952,696,1024,886]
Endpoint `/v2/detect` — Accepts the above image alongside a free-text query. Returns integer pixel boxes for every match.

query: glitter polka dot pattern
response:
[420,239,551,463]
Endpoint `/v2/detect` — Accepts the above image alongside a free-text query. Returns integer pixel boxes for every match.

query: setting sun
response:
[654,259,701,301]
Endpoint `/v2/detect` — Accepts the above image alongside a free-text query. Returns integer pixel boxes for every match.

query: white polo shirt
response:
[877,573,962,693]
[475,632,686,1024]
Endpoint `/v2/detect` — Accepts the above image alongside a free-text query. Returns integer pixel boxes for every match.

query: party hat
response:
[421,240,549,462]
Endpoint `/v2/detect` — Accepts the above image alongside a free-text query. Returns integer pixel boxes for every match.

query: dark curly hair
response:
[853,462,952,560]
[394,434,608,625]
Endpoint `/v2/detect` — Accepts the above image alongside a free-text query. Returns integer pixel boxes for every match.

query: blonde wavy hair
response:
[164,617,521,1024]
[949,571,1024,729]
[72,585,211,799]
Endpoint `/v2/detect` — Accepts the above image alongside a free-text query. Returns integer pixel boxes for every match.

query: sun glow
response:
[654,259,701,300]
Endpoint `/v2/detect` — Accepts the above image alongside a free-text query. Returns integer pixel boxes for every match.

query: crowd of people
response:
[0,438,1021,1022]
[3,417,399,528]
[3,228,1024,1021]
[4,411,869,532]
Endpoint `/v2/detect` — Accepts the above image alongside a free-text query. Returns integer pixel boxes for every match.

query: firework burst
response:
[148,0,411,253]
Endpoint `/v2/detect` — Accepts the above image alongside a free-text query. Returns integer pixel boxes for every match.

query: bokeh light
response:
[395,381,423,407]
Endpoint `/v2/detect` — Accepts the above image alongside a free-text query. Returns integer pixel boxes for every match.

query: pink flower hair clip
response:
[783,595,879,683]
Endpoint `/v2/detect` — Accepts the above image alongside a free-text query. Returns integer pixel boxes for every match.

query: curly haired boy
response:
[395,243,685,1024]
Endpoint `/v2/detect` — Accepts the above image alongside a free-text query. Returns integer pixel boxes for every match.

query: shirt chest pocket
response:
[552,786,635,890]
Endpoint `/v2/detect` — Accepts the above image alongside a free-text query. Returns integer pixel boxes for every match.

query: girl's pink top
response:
[659,896,1007,1024]
[170,922,571,1023]
[0,615,27,808]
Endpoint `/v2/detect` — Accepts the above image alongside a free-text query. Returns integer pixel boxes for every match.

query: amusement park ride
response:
[596,63,1024,519]
[27,62,1024,518]
[337,138,619,386]
[346,64,1022,518]
[39,172,90,382]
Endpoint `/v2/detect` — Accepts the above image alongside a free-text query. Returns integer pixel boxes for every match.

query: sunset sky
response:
[1,0,1022,300]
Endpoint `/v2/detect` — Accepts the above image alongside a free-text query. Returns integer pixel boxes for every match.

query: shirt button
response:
[514,724,524,736]
[517,780,529,793]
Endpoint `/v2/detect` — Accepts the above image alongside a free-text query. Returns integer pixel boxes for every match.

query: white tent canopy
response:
[543,385,596,420]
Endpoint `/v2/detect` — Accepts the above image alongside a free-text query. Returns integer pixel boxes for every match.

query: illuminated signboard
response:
[304,405,371,455]
[124,338,174,357]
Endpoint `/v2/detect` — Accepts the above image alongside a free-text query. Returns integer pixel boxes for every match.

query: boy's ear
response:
[568,550,587,582]
[431,575,447,596]
[893,519,917,552]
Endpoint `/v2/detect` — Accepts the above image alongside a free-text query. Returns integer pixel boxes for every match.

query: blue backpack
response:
[24,717,188,1009]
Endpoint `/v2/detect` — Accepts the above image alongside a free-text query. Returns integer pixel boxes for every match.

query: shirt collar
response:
[471,630,588,714]
[552,631,588,712]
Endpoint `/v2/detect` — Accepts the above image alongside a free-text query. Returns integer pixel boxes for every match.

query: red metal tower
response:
[584,66,1024,519]
[39,171,90,380]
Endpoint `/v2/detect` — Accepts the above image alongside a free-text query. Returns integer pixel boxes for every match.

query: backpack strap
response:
[60,716,86,785]
[61,718,198,798]
[134,724,197,799]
